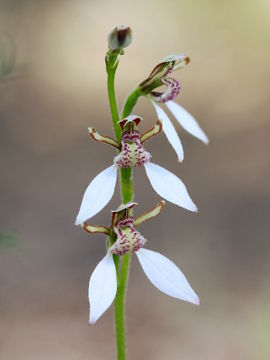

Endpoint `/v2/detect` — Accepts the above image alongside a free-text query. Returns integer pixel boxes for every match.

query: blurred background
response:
[0,0,269,359]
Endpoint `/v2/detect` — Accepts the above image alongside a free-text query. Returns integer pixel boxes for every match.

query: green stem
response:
[121,87,142,118]
[113,252,131,360]
[107,55,140,360]
[107,64,122,143]
[120,168,133,204]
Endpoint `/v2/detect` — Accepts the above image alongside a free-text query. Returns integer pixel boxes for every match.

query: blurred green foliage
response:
[0,34,16,79]
[0,231,20,249]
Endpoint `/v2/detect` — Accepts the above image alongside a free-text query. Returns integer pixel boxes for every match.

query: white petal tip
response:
[189,295,200,306]
[202,136,209,145]
[75,218,81,226]
[180,294,200,306]
[89,313,100,325]
[166,101,209,145]
[89,318,96,325]
[185,203,198,213]
[194,131,209,145]
[177,154,184,163]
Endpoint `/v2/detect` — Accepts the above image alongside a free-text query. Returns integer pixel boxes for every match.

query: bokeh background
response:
[1,0,270,359]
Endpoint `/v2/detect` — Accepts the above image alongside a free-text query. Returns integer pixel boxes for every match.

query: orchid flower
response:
[83,201,200,324]
[139,54,209,162]
[75,115,197,226]
[74,26,207,357]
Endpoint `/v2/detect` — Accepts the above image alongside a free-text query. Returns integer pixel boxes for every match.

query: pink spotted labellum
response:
[140,54,209,162]
[82,202,200,324]
[75,115,197,226]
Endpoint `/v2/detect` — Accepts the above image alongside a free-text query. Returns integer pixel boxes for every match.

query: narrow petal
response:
[136,248,199,305]
[75,164,118,225]
[162,54,190,70]
[140,120,162,144]
[134,200,165,227]
[152,102,184,162]
[88,128,120,149]
[82,223,110,235]
[144,162,197,212]
[88,252,117,324]
[166,101,209,144]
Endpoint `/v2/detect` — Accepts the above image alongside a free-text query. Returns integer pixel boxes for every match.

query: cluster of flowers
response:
[75,36,208,325]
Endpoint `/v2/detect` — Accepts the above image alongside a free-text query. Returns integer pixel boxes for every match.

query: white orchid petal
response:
[89,252,117,324]
[166,101,209,144]
[136,248,200,305]
[75,164,118,225]
[144,162,197,212]
[152,102,184,162]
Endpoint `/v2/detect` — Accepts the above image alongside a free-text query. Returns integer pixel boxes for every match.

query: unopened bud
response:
[107,25,133,51]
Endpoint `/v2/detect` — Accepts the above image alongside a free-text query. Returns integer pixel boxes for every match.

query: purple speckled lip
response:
[114,130,151,168]
[110,217,146,256]
[151,77,181,103]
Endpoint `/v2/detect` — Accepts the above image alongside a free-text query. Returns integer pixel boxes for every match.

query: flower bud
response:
[107,25,133,51]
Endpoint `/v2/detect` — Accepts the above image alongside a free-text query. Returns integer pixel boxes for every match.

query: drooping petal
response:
[136,248,200,305]
[144,162,197,212]
[75,164,118,225]
[166,101,209,144]
[88,252,117,324]
[152,101,184,162]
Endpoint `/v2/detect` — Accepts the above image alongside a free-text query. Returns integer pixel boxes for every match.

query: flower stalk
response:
[106,47,133,360]
[106,54,121,142]
[121,87,142,119]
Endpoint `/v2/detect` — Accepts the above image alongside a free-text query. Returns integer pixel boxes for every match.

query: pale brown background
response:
[0,0,270,359]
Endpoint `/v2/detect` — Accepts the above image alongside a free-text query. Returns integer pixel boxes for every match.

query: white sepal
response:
[166,101,209,144]
[152,101,184,162]
[88,252,117,324]
[136,248,200,305]
[75,164,118,225]
[144,162,197,212]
